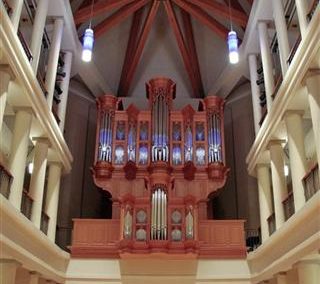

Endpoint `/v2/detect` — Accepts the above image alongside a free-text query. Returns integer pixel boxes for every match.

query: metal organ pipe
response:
[151,188,167,240]
[208,110,222,163]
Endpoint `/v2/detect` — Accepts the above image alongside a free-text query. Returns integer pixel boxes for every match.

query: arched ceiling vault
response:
[70,0,252,99]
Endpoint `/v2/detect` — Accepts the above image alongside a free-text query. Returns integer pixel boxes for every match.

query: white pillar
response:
[0,259,20,284]
[8,108,33,210]
[272,0,290,76]
[10,0,24,32]
[284,111,307,212]
[258,21,275,111]
[294,0,308,39]
[0,66,14,131]
[45,18,64,109]
[296,256,320,284]
[269,141,287,229]
[248,54,261,134]
[45,162,62,241]
[257,164,273,242]
[29,138,50,228]
[275,272,288,284]
[57,51,73,132]
[30,0,49,73]
[305,73,320,170]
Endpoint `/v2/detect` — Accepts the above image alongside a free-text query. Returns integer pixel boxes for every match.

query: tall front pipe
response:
[93,94,117,180]
[147,78,176,162]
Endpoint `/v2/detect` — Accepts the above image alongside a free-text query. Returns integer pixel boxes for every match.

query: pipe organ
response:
[91,78,230,255]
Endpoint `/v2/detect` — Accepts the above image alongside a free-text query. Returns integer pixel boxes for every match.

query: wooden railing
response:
[303,163,319,201]
[245,228,261,252]
[40,211,50,234]
[197,220,246,258]
[36,72,48,97]
[259,107,268,127]
[267,213,276,236]
[71,219,246,258]
[307,0,319,21]
[0,164,13,199]
[72,219,120,247]
[282,191,295,220]
[287,35,301,66]
[21,190,33,219]
[17,30,33,62]
[2,0,12,15]
[271,73,283,100]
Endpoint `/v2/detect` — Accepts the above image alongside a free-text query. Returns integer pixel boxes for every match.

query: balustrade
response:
[21,190,33,219]
[303,163,319,201]
[267,213,276,236]
[40,211,50,234]
[0,164,13,199]
[282,191,295,220]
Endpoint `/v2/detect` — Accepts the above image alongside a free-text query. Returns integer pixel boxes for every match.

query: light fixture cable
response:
[89,0,95,29]
[228,0,233,31]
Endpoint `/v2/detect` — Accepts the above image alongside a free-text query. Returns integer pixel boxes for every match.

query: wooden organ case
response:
[71,78,246,259]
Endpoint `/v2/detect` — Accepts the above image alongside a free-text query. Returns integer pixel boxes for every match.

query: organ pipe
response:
[98,110,113,163]
[151,187,167,240]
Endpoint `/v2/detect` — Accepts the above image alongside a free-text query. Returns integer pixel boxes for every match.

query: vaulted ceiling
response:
[70,0,252,99]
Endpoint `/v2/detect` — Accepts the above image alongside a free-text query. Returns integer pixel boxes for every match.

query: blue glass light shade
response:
[228,31,239,64]
[82,28,94,62]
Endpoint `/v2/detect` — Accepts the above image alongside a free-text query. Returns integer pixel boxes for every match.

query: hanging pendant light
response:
[82,0,95,62]
[82,28,94,62]
[227,0,239,64]
[228,30,239,64]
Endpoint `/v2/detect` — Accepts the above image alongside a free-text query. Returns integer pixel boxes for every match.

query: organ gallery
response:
[71,78,245,258]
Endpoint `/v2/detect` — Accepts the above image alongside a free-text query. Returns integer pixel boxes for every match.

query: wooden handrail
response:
[2,0,12,15]
[0,164,13,179]
[282,190,293,204]
[259,107,268,126]
[17,30,33,62]
[307,0,319,20]
[287,35,301,65]
[302,163,319,181]
[271,74,283,99]
[36,72,48,97]
[22,189,34,202]
[267,212,275,222]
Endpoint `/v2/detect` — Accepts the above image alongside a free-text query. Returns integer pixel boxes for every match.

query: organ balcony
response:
[71,78,245,258]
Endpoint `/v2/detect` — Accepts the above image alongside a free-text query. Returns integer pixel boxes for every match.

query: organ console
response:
[86,77,238,257]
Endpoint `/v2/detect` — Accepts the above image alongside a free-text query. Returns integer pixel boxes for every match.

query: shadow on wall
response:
[56,83,113,251]
[208,83,260,233]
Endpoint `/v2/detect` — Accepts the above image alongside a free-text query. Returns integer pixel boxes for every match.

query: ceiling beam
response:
[173,0,229,40]
[186,0,248,27]
[94,0,149,39]
[119,1,160,97]
[117,8,144,97]
[164,1,200,98]
[181,10,204,97]
[74,0,136,25]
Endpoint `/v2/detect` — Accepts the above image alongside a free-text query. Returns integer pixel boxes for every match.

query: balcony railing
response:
[17,30,33,62]
[40,211,50,234]
[307,0,319,21]
[283,191,295,220]
[287,35,301,66]
[0,164,13,199]
[303,163,319,201]
[267,213,276,236]
[21,190,33,219]
[2,0,12,16]
[246,228,261,252]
